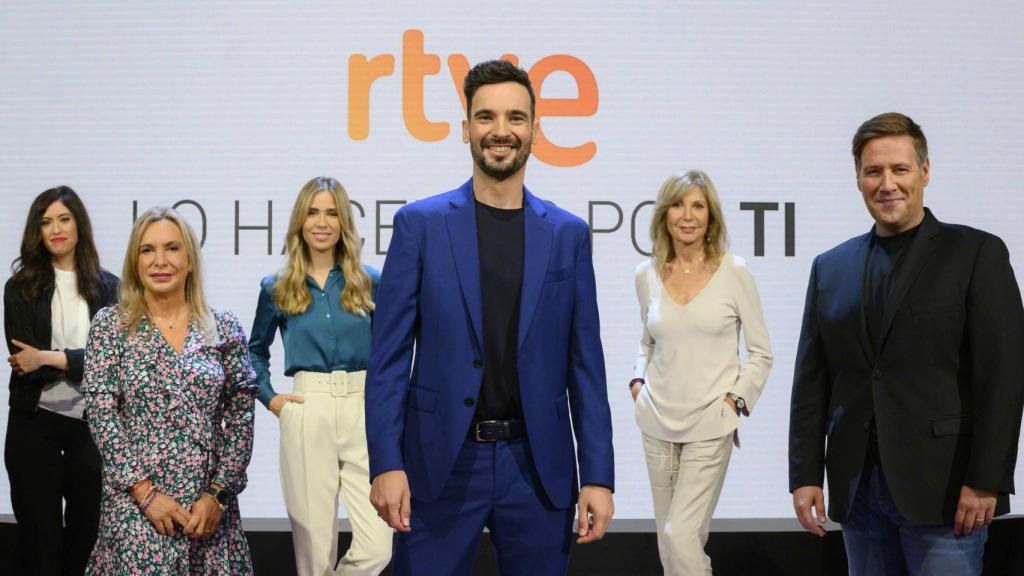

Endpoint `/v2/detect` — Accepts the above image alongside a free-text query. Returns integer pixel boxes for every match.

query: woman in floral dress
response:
[83,206,258,575]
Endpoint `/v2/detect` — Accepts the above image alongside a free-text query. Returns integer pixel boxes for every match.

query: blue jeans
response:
[842,462,987,576]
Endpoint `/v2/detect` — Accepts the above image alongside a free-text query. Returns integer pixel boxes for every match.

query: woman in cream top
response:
[631,170,772,576]
[633,252,772,443]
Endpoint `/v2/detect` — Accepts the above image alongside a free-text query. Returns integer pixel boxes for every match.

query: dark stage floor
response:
[2,517,1021,575]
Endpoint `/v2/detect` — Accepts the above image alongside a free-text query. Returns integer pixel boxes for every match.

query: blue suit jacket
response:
[365,179,614,509]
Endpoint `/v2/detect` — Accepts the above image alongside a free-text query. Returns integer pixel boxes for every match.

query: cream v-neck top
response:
[632,254,773,444]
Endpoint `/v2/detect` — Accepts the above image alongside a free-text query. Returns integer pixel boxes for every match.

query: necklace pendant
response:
[683,269,691,275]
[168,321,174,329]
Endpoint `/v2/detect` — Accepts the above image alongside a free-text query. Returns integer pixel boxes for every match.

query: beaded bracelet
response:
[139,486,158,513]
[135,484,156,505]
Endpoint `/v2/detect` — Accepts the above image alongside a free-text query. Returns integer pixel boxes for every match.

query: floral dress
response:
[82,306,258,575]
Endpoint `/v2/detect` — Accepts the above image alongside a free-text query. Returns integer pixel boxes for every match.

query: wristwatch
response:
[734,397,746,414]
[728,393,746,415]
[203,485,232,510]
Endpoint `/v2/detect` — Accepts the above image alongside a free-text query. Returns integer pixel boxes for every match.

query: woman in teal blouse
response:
[248,177,392,576]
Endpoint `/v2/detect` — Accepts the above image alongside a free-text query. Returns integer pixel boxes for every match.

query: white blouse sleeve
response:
[730,258,773,412]
[633,261,655,381]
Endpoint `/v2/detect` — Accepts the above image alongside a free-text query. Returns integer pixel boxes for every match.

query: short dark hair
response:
[852,112,928,171]
[9,186,104,303]
[463,59,535,119]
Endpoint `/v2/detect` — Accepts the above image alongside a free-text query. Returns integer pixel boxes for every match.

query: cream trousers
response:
[279,370,393,576]
[642,431,734,576]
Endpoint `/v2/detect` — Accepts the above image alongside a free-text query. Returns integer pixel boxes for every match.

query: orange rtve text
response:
[348,29,598,167]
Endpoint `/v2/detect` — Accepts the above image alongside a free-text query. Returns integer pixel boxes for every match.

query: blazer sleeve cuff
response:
[64,348,86,381]
[369,453,405,482]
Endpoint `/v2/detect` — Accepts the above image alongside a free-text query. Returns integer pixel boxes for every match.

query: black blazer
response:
[789,209,1024,525]
[4,269,119,413]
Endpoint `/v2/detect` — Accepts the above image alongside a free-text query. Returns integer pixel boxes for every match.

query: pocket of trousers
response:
[279,400,303,431]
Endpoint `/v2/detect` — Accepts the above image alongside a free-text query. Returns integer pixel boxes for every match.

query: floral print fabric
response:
[83,306,258,575]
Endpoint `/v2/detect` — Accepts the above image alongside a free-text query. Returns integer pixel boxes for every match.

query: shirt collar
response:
[305,265,343,290]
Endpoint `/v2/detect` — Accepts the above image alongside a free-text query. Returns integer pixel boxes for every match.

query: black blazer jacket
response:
[4,269,119,413]
[789,209,1024,524]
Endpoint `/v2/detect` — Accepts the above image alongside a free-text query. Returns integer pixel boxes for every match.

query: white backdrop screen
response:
[2,1,1023,523]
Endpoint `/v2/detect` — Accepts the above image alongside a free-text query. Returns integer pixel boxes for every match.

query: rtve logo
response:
[348,30,598,167]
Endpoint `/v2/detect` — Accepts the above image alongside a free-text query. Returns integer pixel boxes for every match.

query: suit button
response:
[863,421,871,431]
[473,359,482,369]
[872,370,882,381]
[464,397,475,407]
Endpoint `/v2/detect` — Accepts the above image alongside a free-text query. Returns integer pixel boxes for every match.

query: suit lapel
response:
[851,235,875,363]
[445,179,484,349]
[877,209,941,354]
[517,188,553,348]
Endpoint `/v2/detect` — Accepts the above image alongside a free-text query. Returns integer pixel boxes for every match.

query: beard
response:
[471,135,532,181]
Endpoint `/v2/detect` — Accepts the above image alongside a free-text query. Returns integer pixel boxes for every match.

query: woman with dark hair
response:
[4,186,119,575]
[249,177,392,575]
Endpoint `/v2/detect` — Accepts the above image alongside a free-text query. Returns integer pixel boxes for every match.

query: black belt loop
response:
[468,419,525,442]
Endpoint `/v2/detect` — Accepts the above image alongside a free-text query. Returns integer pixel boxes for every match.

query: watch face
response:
[735,398,745,410]
[205,485,231,505]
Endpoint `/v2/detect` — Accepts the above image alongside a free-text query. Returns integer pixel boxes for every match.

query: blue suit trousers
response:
[393,437,574,576]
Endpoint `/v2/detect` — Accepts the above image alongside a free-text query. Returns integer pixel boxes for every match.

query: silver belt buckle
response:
[473,419,502,442]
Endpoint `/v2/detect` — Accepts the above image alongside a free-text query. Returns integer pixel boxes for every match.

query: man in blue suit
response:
[365,59,615,575]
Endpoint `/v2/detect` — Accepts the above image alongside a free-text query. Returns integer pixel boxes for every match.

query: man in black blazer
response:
[789,112,1024,575]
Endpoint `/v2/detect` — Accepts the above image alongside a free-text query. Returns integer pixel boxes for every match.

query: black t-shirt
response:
[473,200,525,422]
[865,223,920,346]
[863,222,920,455]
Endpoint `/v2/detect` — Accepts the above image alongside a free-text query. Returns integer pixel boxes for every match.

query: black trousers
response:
[4,408,102,576]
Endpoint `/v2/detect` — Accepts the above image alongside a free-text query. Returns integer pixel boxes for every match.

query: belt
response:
[468,419,525,442]
[292,370,365,397]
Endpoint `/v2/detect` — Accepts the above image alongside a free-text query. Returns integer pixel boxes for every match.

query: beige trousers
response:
[279,370,393,576]
[642,431,734,576]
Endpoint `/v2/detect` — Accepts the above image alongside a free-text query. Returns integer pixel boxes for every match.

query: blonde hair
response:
[649,170,729,274]
[119,206,217,342]
[274,177,373,316]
